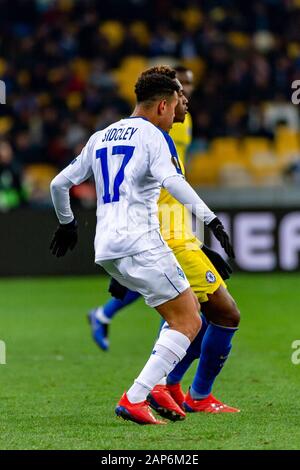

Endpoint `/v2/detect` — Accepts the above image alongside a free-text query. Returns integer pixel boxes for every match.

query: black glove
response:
[50,218,78,257]
[108,277,128,300]
[208,217,235,259]
[201,244,232,280]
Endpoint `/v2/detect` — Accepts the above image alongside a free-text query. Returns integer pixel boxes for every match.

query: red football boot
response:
[115,392,166,425]
[166,383,185,410]
[183,390,240,413]
[147,385,186,421]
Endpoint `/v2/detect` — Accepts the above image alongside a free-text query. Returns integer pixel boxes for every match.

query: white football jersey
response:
[62,117,184,262]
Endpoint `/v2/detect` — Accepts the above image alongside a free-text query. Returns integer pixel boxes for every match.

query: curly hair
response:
[134,72,180,105]
[140,65,176,80]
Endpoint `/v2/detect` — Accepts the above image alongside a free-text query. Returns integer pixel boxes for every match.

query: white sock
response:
[127,329,190,403]
[95,307,110,324]
[153,323,169,386]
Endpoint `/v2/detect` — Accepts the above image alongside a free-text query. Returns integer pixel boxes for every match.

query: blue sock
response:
[190,323,238,399]
[103,290,141,321]
[166,315,208,385]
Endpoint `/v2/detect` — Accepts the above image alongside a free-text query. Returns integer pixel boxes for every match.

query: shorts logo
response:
[177,266,185,279]
[206,271,216,283]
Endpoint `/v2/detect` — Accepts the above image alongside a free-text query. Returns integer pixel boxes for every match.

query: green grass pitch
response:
[0,273,299,450]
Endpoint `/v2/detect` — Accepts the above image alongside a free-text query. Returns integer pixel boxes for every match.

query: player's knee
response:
[215,289,241,328]
[193,292,200,312]
[172,312,201,341]
[226,300,240,327]
[188,313,202,341]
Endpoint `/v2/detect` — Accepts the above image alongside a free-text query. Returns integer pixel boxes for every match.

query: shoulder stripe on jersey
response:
[156,127,183,175]
[157,127,177,155]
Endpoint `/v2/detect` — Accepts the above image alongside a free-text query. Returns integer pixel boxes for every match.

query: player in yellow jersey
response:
[159,66,226,304]
[89,65,240,419]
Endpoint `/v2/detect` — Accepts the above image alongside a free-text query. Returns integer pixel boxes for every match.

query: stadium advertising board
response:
[209,210,300,272]
[1,208,300,276]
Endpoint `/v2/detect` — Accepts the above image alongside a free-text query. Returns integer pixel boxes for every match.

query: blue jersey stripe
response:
[123,117,183,175]
[156,127,183,175]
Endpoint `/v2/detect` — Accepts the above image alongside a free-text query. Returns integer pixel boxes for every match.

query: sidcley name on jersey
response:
[102,126,138,142]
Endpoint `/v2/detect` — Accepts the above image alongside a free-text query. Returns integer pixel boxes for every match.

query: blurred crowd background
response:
[1,0,300,212]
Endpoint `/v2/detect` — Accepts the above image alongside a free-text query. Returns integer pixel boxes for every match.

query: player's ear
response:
[158,99,167,115]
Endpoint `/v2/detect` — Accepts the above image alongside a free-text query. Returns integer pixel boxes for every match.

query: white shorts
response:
[99,244,190,308]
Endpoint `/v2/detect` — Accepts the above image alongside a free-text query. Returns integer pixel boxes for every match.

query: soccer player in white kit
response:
[50,73,234,425]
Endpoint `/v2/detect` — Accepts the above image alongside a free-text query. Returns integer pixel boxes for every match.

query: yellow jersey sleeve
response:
[158,113,195,244]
